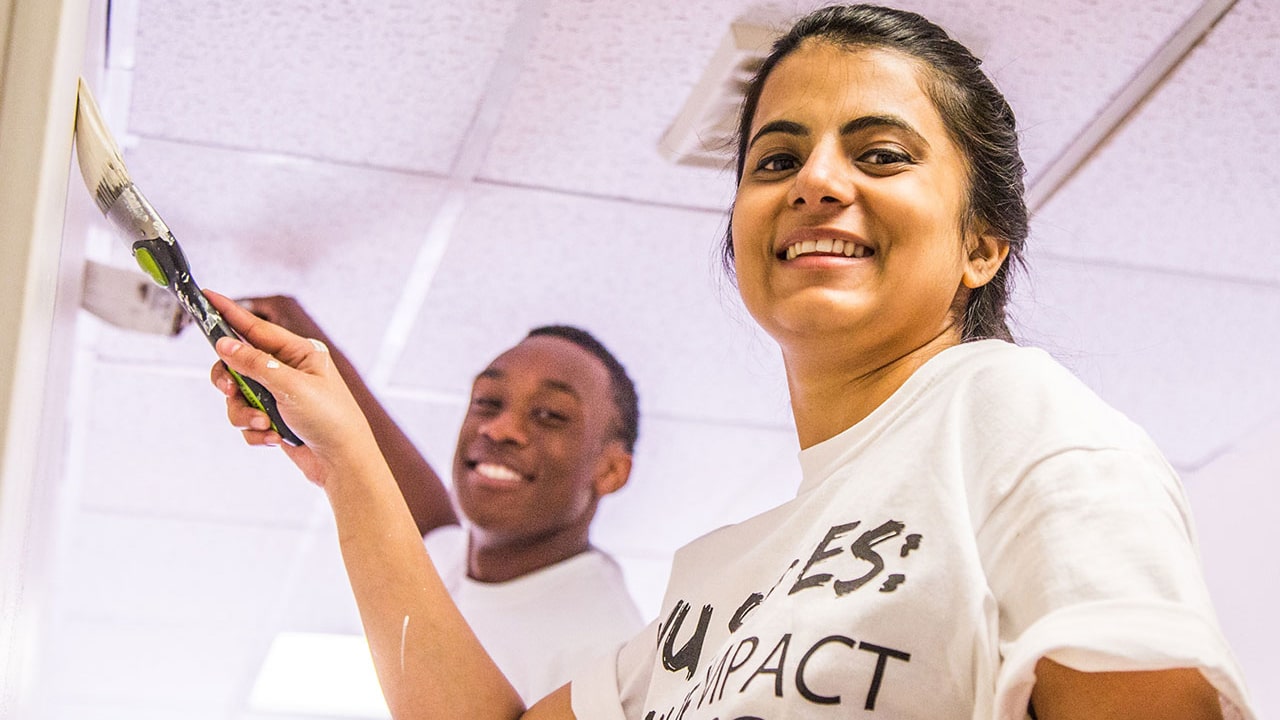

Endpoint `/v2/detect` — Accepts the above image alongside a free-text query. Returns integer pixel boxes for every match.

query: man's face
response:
[452,335,622,544]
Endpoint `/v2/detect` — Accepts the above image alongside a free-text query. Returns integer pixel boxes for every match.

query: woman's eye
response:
[756,153,799,172]
[858,148,911,165]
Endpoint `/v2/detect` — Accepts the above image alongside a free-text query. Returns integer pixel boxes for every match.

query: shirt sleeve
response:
[422,523,466,589]
[976,447,1256,719]
[570,619,659,720]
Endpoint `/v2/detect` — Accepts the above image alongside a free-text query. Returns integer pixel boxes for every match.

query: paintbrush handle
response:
[130,236,305,447]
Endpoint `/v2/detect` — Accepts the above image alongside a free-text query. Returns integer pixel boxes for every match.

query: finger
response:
[205,289,307,362]
[210,360,240,397]
[208,290,328,376]
[238,425,283,448]
[226,393,272,431]
[212,330,296,401]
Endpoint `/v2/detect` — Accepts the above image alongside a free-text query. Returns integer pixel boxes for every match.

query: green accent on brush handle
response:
[133,245,169,286]
[129,236,304,447]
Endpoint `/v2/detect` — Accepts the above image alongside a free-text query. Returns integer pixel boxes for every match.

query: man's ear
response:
[593,443,632,497]
[962,230,1010,289]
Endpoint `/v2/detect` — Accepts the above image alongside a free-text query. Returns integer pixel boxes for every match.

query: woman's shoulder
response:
[947,340,1106,408]
[941,340,1157,454]
[944,338,1077,386]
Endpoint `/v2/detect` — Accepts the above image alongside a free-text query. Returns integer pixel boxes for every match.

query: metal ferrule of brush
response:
[104,182,176,248]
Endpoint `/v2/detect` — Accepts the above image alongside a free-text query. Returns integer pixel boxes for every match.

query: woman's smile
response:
[776,226,877,261]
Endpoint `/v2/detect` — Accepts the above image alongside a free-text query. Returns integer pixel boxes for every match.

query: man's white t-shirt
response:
[424,524,644,703]
[571,340,1255,720]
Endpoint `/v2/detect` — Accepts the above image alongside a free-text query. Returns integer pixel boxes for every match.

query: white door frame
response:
[0,0,91,715]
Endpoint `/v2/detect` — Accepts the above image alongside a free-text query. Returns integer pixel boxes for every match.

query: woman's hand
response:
[206,289,379,488]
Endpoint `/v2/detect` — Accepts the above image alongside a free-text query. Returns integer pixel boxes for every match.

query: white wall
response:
[0,0,90,716]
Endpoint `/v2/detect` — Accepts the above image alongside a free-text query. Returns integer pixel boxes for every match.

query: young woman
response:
[208,4,1254,719]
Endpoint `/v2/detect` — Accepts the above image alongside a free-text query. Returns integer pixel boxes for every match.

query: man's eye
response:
[756,153,799,172]
[533,408,569,425]
[472,397,501,413]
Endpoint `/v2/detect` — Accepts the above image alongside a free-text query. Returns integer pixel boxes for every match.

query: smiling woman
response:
[204,4,1256,720]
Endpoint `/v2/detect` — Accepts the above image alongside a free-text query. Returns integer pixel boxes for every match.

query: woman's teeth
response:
[784,239,872,260]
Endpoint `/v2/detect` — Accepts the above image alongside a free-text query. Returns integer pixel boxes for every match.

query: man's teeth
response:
[476,463,523,482]
[784,239,871,260]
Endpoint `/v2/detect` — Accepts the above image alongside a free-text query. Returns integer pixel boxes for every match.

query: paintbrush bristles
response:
[74,78,132,214]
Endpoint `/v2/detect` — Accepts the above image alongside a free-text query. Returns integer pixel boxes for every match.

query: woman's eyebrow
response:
[842,114,930,149]
[747,114,930,151]
[747,119,807,150]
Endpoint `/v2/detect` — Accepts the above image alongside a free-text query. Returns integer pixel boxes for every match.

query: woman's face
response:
[731,42,989,357]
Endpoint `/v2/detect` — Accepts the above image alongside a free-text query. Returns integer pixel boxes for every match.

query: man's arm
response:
[244,295,458,536]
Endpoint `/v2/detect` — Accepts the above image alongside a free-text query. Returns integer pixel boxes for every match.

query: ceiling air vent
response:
[659,21,778,169]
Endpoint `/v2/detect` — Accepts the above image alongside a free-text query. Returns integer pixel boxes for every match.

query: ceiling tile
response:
[1010,251,1280,470]
[1032,0,1280,284]
[479,0,759,208]
[901,0,1205,188]
[127,0,521,173]
[38,617,260,710]
[388,184,793,426]
[272,519,366,636]
[54,511,306,625]
[77,364,321,526]
[381,394,469,490]
[41,704,228,720]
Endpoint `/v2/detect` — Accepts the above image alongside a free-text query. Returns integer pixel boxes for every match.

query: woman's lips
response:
[776,227,876,261]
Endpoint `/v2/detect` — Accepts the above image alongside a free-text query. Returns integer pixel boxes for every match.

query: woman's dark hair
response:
[525,324,640,453]
[724,4,1028,341]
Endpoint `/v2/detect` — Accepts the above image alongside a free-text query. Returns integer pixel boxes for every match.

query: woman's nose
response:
[788,143,855,209]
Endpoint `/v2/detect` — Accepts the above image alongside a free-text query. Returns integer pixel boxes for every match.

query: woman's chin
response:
[749,290,877,341]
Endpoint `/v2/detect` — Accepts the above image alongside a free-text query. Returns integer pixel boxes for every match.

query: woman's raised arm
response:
[206,290,577,720]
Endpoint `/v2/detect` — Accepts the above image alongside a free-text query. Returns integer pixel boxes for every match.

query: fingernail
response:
[250,416,271,431]
[219,338,243,355]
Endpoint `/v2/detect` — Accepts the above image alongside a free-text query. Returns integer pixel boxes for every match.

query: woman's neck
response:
[783,327,963,449]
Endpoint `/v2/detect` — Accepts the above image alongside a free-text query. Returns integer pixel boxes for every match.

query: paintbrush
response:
[73,77,303,446]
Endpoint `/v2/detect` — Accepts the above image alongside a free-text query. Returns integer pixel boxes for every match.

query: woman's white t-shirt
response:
[571,340,1255,720]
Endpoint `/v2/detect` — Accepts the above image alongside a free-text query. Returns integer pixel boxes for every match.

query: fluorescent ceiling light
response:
[658,21,776,168]
[249,632,390,718]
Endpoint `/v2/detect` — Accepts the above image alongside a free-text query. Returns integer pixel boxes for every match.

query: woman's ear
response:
[593,443,633,497]
[962,231,1010,289]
